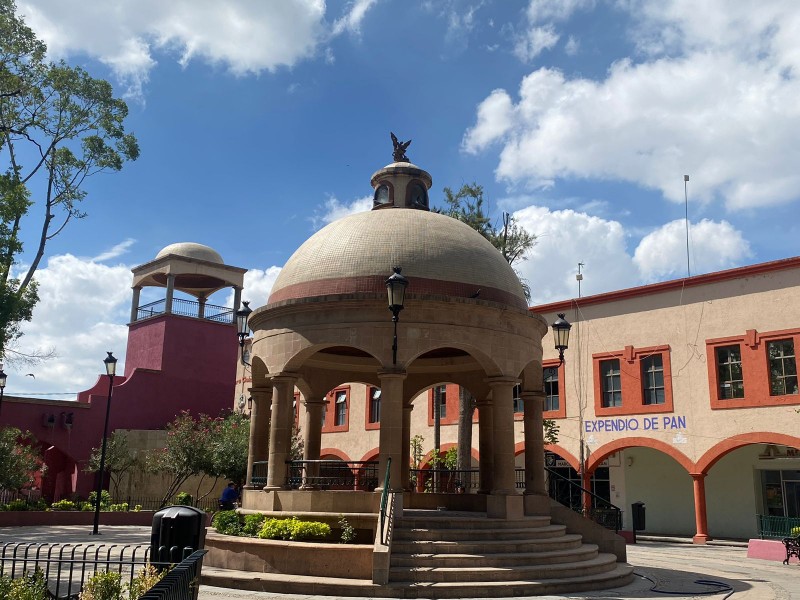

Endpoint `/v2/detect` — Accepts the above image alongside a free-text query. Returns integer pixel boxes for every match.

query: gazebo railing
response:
[135,298,234,324]
[285,460,379,491]
[250,461,268,488]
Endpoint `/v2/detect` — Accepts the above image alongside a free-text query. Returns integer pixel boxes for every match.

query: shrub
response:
[258,517,330,541]
[50,499,78,511]
[212,510,241,536]
[133,505,142,512]
[79,570,123,600]
[8,568,48,600]
[108,503,129,512]
[4,499,30,512]
[173,492,192,506]
[338,515,356,544]
[242,513,266,537]
[791,526,800,537]
[88,490,112,509]
[80,502,94,511]
[127,564,165,599]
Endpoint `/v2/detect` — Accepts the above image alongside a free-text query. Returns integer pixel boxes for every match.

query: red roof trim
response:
[531,256,800,314]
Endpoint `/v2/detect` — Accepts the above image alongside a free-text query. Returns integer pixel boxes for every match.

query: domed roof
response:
[155,242,223,264]
[268,209,528,310]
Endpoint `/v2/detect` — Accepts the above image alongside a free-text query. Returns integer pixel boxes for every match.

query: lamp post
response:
[385,267,409,365]
[0,368,6,417]
[551,313,572,364]
[236,301,253,365]
[92,352,117,535]
[0,366,8,418]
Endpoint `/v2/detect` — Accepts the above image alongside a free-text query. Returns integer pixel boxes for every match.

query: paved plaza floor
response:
[1,525,798,599]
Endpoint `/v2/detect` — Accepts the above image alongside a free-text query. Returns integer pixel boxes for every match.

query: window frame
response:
[321,386,350,433]
[427,383,458,426]
[365,386,381,430]
[593,345,674,416]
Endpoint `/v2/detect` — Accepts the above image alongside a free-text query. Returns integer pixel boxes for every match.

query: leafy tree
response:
[85,431,139,500]
[0,0,139,360]
[206,412,250,490]
[0,426,42,490]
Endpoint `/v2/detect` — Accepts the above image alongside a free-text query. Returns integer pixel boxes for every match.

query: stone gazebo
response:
[242,155,552,520]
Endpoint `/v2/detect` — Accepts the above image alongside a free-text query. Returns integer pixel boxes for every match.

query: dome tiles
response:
[155,242,224,264]
[268,208,528,310]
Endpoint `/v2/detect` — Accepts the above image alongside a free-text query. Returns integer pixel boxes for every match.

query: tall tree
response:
[85,431,139,500]
[0,426,42,490]
[439,183,538,472]
[0,0,139,360]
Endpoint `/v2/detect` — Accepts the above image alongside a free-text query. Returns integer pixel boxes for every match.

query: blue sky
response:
[5,0,800,396]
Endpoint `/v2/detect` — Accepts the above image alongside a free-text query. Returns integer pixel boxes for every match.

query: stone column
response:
[487,376,522,518]
[265,374,297,490]
[165,274,175,314]
[691,473,711,543]
[197,296,206,319]
[476,397,493,494]
[233,286,242,312]
[245,387,272,489]
[130,286,141,323]
[521,389,550,515]
[376,370,406,491]
[401,403,413,490]
[302,397,326,488]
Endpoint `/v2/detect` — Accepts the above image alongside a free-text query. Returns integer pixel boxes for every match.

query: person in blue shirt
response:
[219,482,239,510]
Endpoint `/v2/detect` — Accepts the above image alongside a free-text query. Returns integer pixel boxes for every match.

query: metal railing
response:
[758,514,800,539]
[0,489,43,506]
[0,542,204,600]
[285,460,379,491]
[120,495,220,512]
[135,298,234,324]
[251,461,268,488]
[545,467,622,532]
[409,468,479,493]
[379,458,392,545]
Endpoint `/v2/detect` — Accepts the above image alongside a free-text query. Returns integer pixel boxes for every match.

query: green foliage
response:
[173,492,192,506]
[127,564,164,600]
[108,503,128,512]
[2,499,28,511]
[544,419,560,445]
[791,526,800,537]
[133,504,142,512]
[257,517,331,541]
[88,490,111,509]
[242,513,266,537]
[212,510,241,536]
[80,501,94,511]
[0,0,139,355]
[4,568,48,600]
[0,427,43,490]
[338,515,355,544]
[78,570,123,600]
[49,499,77,511]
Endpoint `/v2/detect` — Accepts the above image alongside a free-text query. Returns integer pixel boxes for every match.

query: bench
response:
[783,536,800,565]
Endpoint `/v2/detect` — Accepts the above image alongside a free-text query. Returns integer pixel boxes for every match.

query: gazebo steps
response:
[392,535,584,555]
[394,523,568,541]
[390,544,600,567]
[396,512,552,530]
[201,563,636,598]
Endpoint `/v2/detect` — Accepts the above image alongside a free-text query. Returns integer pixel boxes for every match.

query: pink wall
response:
[2,313,238,500]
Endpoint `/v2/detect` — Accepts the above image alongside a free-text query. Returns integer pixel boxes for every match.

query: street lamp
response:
[92,351,117,535]
[551,313,572,365]
[236,301,253,365]
[0,368,6,417]
[385,267,409,365]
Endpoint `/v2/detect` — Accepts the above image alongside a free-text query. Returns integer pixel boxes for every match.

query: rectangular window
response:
[641,354,665,405]
[601,359,622,407]
[321,399,327,427]
[768,339,799,396]
[512,383,523,413]
[369,387,381,423]
[334,390,347,426]
[544,367,559,411]
[433,385,447,419]
[716,345,744,399]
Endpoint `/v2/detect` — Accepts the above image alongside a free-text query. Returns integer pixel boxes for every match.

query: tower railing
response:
[135,298,234,324]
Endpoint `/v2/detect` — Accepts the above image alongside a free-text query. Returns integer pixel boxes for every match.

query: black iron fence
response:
[409,468,480,493]
[285,460,379,491]
[758,514,800,539]
[0,542,205,600]
[136,298,234,324]
[545,467,622,532]
[0,489,43,506]
[251,461,267,488]
[121,495,220,512]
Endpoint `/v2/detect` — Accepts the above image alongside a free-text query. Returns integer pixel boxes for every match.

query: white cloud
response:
[525,0,593,23]
[465,1,800,211]
[17,0,378,99]
[633,219,752,282]
[229,267,282,310]
[514,25,559,62]
[91,238,136,262]
[311,195,372,229]
[564,35,579,55]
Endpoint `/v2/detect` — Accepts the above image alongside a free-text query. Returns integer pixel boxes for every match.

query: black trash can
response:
[150,505,207,565]
[631,501,646,531]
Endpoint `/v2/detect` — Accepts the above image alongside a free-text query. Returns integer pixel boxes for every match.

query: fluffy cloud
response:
[227,267,282,310]
[510,205,750,303]
[18,0,377,99]
[311,195,372,229]
[513,25,559,62]
[464,1,800,211]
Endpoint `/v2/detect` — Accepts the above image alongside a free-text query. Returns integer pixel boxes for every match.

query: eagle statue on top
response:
[390,132,411,163]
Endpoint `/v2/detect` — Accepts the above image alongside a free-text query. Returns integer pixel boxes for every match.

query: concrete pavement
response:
[1,526,798,599]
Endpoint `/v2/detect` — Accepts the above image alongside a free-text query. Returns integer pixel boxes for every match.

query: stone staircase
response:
[386,510,634,597]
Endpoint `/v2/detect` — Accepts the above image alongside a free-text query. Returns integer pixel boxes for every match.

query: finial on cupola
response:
[390,132,411,163]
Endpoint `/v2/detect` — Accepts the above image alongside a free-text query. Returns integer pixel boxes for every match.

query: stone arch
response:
[407,343,505,379]
[695,432,800,474]
[250,355,270,386]
[512,442,581,472]
[283,342,381,374]
[587,437,693,474]
[320,447,351,461]
[360,447,380,462]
